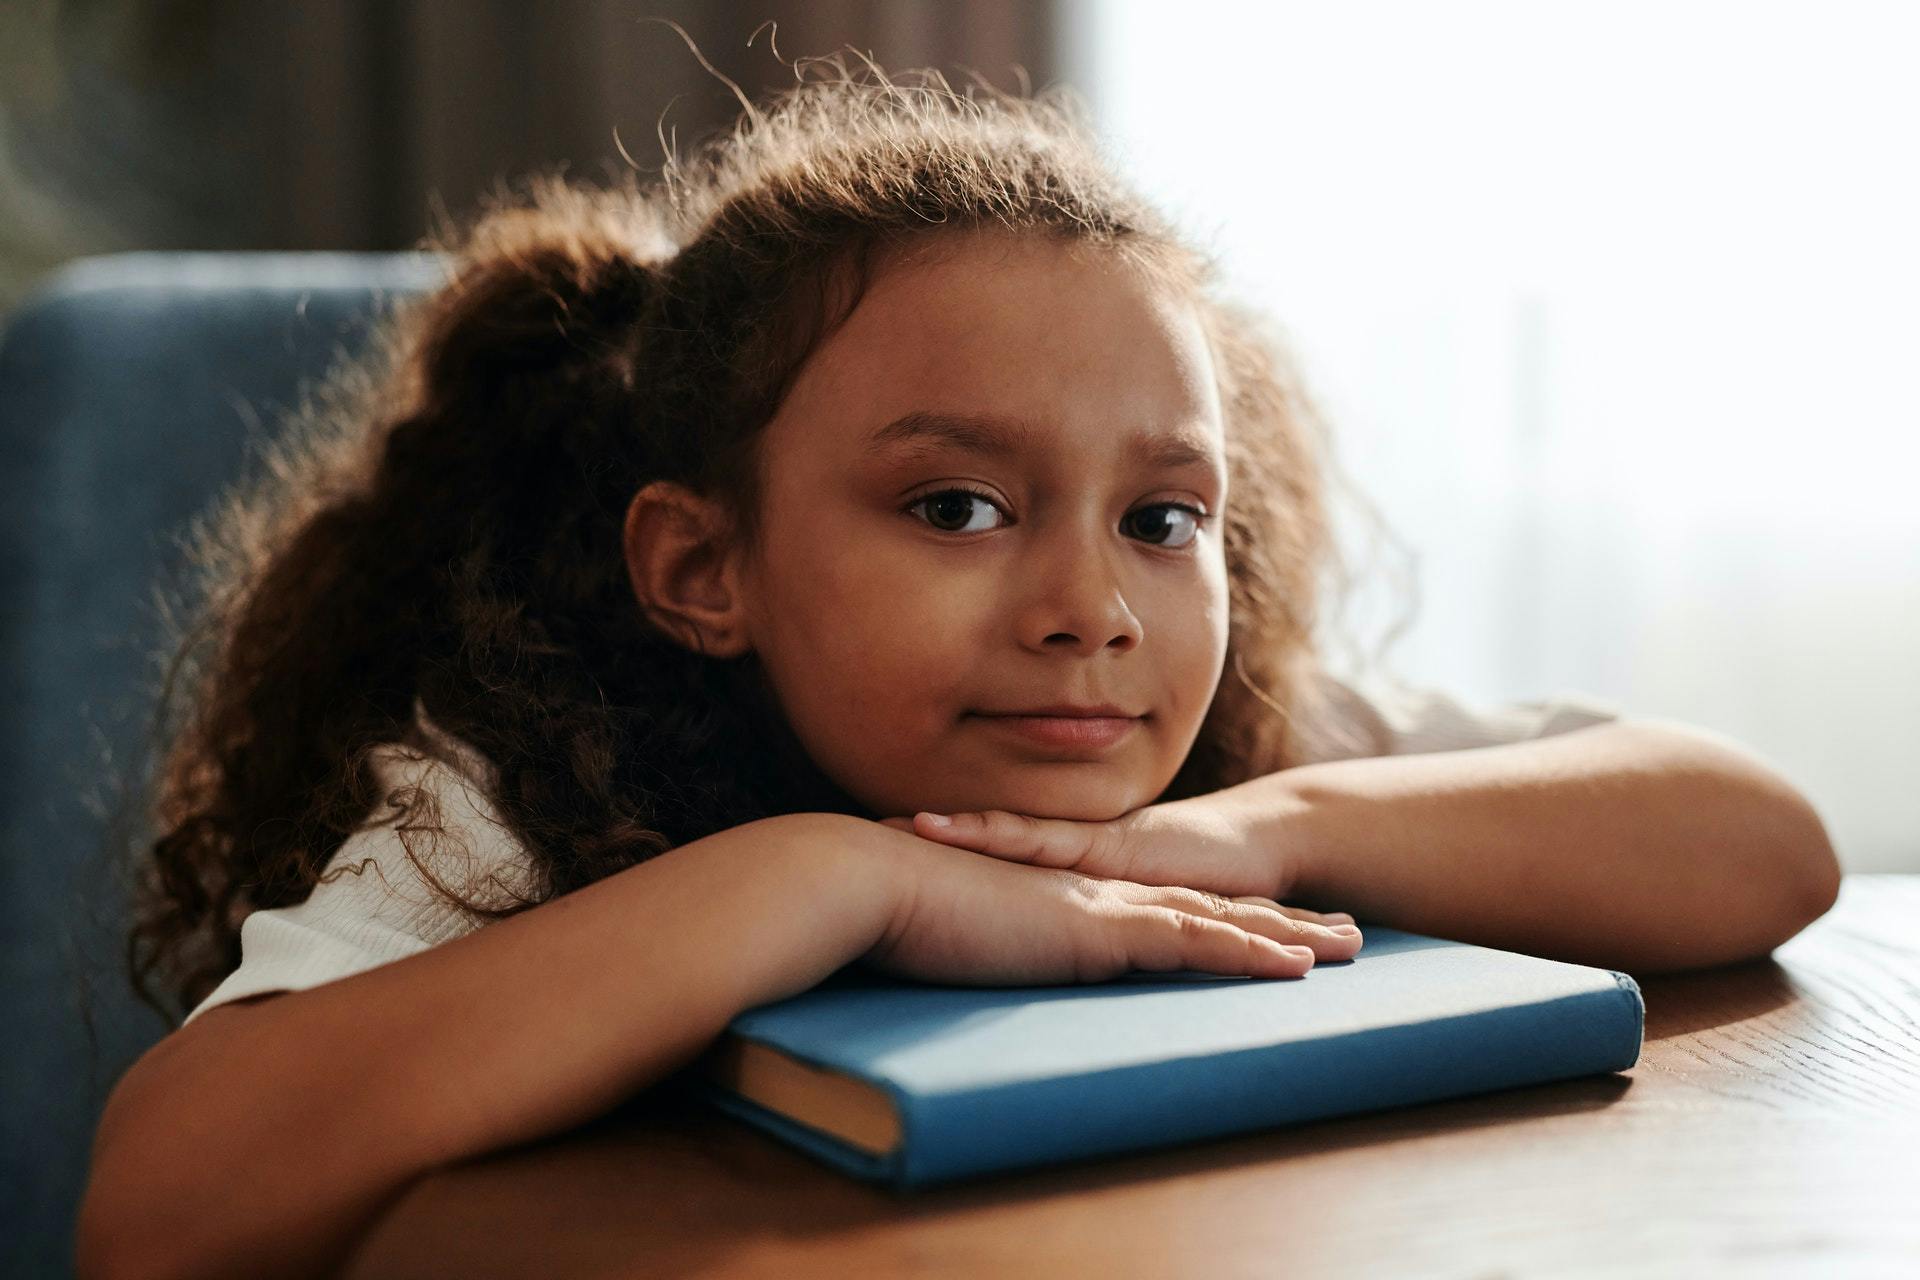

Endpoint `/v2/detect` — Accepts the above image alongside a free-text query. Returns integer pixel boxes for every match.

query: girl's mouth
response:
[967,711,1144,751]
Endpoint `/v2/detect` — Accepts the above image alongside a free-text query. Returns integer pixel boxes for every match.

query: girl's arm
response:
[1254,717,1842,973]
[78,812,1360,1280]
[75,813,894,1280]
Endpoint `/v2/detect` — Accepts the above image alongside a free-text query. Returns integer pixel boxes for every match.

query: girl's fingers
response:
[913,810,1113,874]
[911,810,1035,855]
[1230,894,1355,926]
[1126,907,1316,980]
[1168,887,1363,958]
[1103,883,1360,954]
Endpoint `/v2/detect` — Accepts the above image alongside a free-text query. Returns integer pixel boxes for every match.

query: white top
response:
[182,712,539,1024]
[181,675,1622,1024]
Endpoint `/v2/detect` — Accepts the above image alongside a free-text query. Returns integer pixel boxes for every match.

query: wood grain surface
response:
[344,875,1920,1279]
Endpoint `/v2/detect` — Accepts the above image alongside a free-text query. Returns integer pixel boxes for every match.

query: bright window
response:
[1068,0,1920,871]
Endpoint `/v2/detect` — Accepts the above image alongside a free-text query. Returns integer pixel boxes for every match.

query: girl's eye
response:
[906,487,1205,548]
[1121,506,1198,552]
[907,487,1009,534]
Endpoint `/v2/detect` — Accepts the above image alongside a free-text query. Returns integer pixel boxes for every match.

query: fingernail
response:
[1283,946,1316,959]
[919,812,952,828]
[1322,912,1355,924]
[1330,924,1362,936]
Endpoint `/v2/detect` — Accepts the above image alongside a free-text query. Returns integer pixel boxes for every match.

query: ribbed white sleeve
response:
[182,714,539,1025]
[1304,671,1623,764]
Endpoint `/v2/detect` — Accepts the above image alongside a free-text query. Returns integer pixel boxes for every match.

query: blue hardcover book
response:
[698,926,1644,1189]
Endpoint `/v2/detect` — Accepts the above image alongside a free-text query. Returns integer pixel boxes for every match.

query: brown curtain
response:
[0,0,1061,306]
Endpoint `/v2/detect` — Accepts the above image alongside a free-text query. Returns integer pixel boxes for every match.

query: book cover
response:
[698,925,1645,1189]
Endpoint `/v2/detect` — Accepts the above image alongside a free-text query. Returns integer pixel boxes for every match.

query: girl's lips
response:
[970,713,1142,750]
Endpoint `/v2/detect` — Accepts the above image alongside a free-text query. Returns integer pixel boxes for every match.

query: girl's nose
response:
[1014,535,1145,656]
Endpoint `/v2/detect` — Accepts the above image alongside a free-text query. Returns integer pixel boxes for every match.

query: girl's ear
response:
[622,481,753,658]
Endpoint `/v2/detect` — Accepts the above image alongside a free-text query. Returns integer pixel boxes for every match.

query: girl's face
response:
[741,232,1231,821]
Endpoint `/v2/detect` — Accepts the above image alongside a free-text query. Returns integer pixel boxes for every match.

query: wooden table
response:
[345,875,1920,1278]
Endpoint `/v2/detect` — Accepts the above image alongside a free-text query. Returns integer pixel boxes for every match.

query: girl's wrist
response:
[704,812,905,1010]
[1214,768,1329,906]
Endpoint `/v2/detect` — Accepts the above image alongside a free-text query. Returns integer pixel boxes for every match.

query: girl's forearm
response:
[1240,719,1841,975]
[76,813,899,1280]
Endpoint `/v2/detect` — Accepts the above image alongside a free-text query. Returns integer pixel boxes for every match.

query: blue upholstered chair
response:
[0,253,443,1276]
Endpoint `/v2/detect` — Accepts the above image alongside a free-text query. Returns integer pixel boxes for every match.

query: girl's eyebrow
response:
[862,409,1220,472]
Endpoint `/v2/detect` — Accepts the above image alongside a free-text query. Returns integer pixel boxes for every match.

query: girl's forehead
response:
[863,230,1196,333]
[775,234,1223,455]
[850,408,1225,493]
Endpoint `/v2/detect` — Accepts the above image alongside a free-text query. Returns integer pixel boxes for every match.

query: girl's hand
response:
[859,822,1361,986]
[879,794,1339,915]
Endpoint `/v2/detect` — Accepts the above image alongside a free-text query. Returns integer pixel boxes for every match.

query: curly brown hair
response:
[127,64,1395,1021]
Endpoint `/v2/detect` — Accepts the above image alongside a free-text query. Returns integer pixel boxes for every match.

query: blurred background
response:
[3,0,1914,883]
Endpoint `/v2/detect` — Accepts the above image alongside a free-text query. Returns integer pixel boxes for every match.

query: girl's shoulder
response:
[1301,668,1622,764]
[330,700,540,913]
[181,702,538,1025]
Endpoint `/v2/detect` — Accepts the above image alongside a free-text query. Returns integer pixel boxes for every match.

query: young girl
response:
[78,68,1839,1280]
